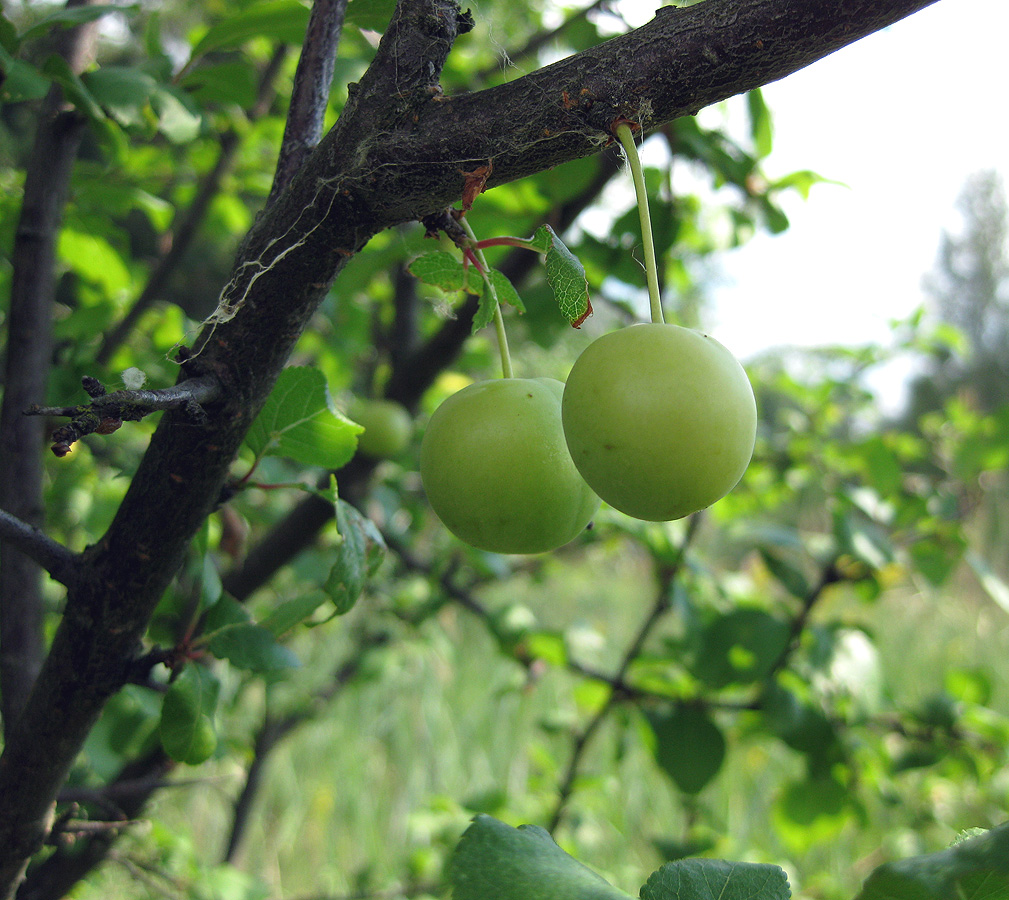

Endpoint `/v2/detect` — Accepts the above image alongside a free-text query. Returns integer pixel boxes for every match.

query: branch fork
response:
[26,374,222,457]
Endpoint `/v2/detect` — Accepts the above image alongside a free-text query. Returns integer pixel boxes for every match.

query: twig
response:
[223,629,392,863]
[547,514,702,832]
[0,510,78,589]
[0,0,101,738]
[26,374,221,457]
[764,558,843,678]
[269,0,349,203]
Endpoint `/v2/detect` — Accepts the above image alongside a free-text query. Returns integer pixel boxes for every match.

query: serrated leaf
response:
[471,268,525,335]
[324,501,385,614]
[855,821,1009,900]
[647,705,725,795]
[641,858,790,900]
[245,367,362,469]
[187,0,311,64]
[408,250,475,293]
[449,815,634,900]
[530,225,591,326]
[159,666,220,765]
[204,596,300,672]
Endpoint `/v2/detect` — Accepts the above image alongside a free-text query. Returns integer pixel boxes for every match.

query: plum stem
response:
[460,217,514,378]
[615,123,664,325]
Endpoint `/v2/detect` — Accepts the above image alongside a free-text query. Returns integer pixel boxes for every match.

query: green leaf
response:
[746,88,774,159]
[187,0,312,65]
[646,705,725,795]
[179,59,260,108]
[81,65,158,128]
[772,773,855,852]
[345,0,398,31]
[259,592,330,637]
[244,367,362,469]
[472,268,524,335]
[149,83,202,143]
[159,665,220,765]
[855,822,1009,900]
[449,815,634,900]
[41,54,105,121]
[641,858,791,900]
[408,250,477,293]
[530,225,591,326]
[19,4,134,43]
[204,596,300,672]
[324,500,385,614]
[690,609,791,689]
[0,12,18,53]
[0,46,51,101]
[58,228,132,296]
[762,680,838,759]
[759,548,810,598]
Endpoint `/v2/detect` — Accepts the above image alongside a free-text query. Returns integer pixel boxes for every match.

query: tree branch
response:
[0,0,100,739]
[25,374,222,457]
[0,511,78,591]
[0,0,940,891]
[269,0,349,203]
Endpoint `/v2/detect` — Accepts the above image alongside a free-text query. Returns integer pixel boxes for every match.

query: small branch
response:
[26,374,221,457]
[764,559,843,679]
[223,629,391,863]
[269,0,349,203]
[548,515,702,833]
[0,510,79,589]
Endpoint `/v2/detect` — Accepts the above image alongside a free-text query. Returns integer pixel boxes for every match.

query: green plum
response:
[420,378,600,554]
[561,323,756,521]
[349,398,413,459]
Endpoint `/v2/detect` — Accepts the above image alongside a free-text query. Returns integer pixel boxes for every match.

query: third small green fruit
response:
[349,398,413,459]
[561,323,756,521]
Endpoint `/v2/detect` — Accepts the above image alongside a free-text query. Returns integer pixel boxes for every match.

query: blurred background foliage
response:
[1,1,1007,899]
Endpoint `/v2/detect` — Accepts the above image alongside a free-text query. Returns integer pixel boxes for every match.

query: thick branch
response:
[0,2,470,891]
[0,0,939,890]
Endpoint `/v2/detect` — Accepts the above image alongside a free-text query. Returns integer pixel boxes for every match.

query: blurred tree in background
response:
[912,170,1009,416]
[1,2,1007,900]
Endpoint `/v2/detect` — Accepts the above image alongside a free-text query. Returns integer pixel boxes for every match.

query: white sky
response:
[689,0,1009,359]
[604,0,1007,370]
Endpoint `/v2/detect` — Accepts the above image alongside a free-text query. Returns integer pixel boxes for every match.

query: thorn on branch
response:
[24,374,222,457]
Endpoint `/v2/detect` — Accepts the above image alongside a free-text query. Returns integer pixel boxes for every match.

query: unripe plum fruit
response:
[349,398,413,459]
[561,323,756,521]
[420,378,600,554]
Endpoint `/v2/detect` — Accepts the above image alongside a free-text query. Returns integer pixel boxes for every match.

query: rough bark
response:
[0,0,940,893]
[0,1,99,734]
